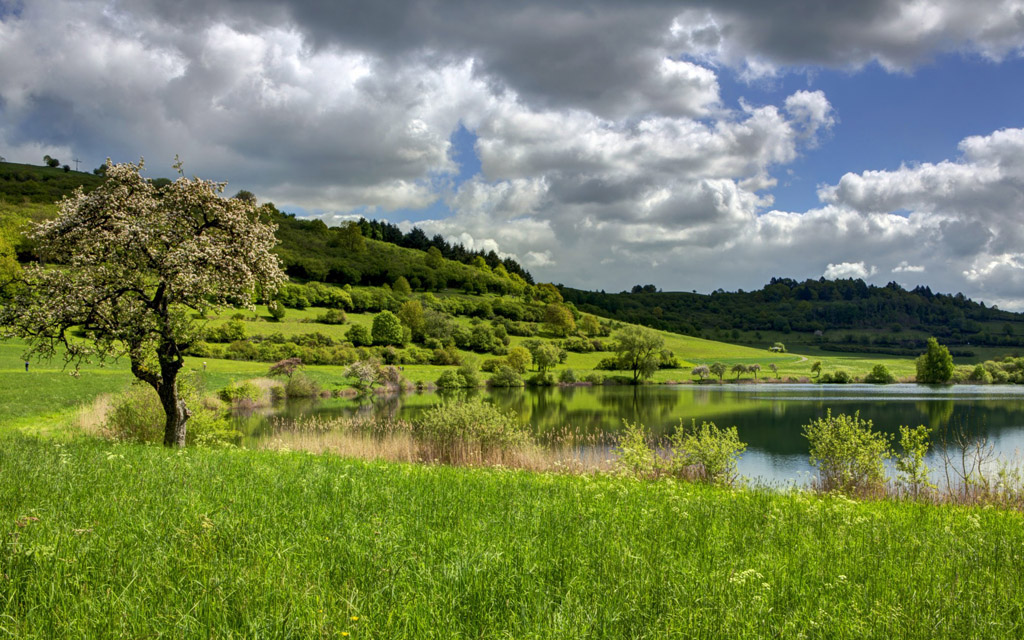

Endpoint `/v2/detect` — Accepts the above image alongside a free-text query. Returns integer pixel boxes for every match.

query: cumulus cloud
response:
[823,262,877,280]
[893,261,925,273]
[3,0,1024,306]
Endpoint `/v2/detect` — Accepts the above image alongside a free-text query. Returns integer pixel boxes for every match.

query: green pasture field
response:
[0,310,944,435]
[1,434,1022,638]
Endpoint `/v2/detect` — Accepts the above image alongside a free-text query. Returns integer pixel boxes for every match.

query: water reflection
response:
[236,384,1024,484]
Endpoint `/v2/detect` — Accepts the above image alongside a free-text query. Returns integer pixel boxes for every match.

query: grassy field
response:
[1,433,1021,638]
[203,301,921,381]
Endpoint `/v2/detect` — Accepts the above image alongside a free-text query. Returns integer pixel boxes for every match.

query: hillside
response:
[560,279,1024,357]
[0,161,105,204]
[4,164,1024,360]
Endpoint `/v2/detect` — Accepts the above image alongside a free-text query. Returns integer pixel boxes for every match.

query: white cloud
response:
[823,262,877,280]
[893,261,925,273]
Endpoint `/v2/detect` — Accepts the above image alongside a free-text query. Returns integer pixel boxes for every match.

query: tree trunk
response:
[158,357,190,447]
[159,379,190,447]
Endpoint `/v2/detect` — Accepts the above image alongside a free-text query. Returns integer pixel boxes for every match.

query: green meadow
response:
[2,434,1023,639]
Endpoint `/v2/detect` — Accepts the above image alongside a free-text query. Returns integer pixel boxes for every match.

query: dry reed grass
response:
[259,414,619,473]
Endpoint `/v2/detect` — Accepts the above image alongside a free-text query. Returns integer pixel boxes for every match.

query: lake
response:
[237,383,1024,485]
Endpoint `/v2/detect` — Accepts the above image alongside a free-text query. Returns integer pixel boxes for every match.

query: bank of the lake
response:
[1,433,1022,639]
[240,383,1024,486]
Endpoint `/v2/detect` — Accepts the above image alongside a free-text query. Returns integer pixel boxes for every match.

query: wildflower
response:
[341,633,349,637]
[351,616,359,621]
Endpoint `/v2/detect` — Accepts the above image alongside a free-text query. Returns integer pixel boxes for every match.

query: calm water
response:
[237,384,1024,485]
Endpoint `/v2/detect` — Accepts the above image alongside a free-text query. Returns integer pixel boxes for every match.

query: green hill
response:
[560,278,1024,358]
[0,161,105,204]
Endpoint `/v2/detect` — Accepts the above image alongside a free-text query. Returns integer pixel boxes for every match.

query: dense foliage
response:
[272,210,533,295]
[561,277,1024,351]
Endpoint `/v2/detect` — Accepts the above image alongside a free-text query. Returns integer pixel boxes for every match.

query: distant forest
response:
[560,277,1024,352]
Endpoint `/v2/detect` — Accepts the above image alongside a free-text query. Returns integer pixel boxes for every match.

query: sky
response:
[2,0,1024,306]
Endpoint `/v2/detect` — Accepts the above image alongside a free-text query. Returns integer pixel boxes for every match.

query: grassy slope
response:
[0,162,105,205]
[1,434,1021,639]
[208,296,919,381]
[0,293,922,433]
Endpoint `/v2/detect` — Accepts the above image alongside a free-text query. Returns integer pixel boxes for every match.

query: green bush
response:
[864,364,896,384]
[803,410,891,496]
[488,365,524,387]
[412,399,526,463]
[346,324,372,347]
[105,374,237,446]
[527,372,555,387]
[218,380,260,404]
[820,370,851,384]
[457,360,482,388]
[267,300,286,321]
[615,420,656,478]
[104,383,164,443]
[284,374,321,398]
[895,424,934,498]
[667,420,746,486]
[967,364,993,384]
[558,368,578,384]
[316,309,347,325]
[583,371,605,385]
[371,310,404,346]
[435,370,465,389]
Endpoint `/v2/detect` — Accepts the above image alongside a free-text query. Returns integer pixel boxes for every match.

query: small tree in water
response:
[0,160,284,446]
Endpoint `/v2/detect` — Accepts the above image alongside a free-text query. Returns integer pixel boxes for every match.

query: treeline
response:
[0,162,105,204]
[560,277,1024,348]
[355,218,533,284]
[271,210,533,296]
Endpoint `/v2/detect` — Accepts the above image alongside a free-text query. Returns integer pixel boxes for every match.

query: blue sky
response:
[3,0,1024,305]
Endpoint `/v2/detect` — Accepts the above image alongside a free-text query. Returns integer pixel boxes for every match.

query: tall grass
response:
[1,434,1023,638]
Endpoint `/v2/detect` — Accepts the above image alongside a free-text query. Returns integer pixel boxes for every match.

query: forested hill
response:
[0,162,105,203]
[560,278,1024,354]
[1,163,533,286]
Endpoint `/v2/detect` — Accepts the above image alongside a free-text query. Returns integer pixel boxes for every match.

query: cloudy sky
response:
[3,1,1024,306]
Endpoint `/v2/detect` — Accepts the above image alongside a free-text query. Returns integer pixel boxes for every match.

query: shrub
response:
[412,399,527,463]
[527,372,555,387]
[218,380,260,404]
[480,358,503,373]
[488,365,524,387]
[864,364,896,384]
[316,309,347,325]
[284,373,321,398]
[346,324,372,347]
[820,369,851,384]
[435,370,466,389]
[267,300,286,321]
[104,383,164,443]
[916,337,955,384]
[615,420,656,478]
[457,360,482,388]
[558,368,577,384]
[371,310,404,346]
[968,363,993,384]
[803,410,891,496]
[583,371,605,385]
[105,374,237,446]
[895,424,934,498]
[667,420,746,486]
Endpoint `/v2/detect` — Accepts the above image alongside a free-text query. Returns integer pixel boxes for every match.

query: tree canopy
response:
[613,326,665,383]
[916,337,954,384]
[0,160,284,446]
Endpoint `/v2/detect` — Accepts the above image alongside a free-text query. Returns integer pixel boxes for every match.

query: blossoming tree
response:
[0,160,284,446]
